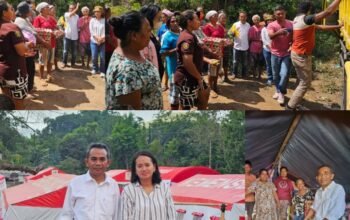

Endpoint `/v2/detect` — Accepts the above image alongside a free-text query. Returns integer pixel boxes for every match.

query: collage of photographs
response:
[0,0,349,219]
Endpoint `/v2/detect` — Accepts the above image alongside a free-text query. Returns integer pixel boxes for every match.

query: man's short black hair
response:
[245,160,252,167]
[280,166,288,172]
[85,143,111,160]
[298,1,314,14]
[274,5,285,12]
[259,168,268,176]
[317,164,334,174]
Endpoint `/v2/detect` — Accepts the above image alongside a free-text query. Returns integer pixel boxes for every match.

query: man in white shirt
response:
[62,3,79,68]
[229,11,250,79]
[60,143,120,220]
[305,165,345,220]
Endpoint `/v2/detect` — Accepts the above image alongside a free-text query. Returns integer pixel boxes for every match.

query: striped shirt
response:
[89,17,105,44]
[121,181,176,220]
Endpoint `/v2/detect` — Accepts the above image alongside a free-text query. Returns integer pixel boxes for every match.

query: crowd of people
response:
[60,143,177,220]
[0,1,105,110]
[105,0,343,110]
[245,160,346,220]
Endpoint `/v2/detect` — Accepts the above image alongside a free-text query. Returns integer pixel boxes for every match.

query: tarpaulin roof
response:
[106,169,128,182]
[5,174,75,208]
[107,166,220,183]
[171,174,244,210]
[245,111,350,199]
[25,167,66,182]
[160,166,220,183]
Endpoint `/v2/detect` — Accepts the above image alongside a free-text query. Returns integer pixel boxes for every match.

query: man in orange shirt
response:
[245,160,256,220]
[287,0,343,110]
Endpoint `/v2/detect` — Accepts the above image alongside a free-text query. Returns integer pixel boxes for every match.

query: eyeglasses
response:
[170,20,178,23]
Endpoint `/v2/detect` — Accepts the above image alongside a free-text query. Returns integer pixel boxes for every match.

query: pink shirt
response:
[202,24,225,38]
[273,176,294,201]
[77,16,91,43]
[267,20,293,57]
[248,25,263,53]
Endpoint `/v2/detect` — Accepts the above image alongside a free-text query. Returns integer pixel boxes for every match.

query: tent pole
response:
[272,113,303,171]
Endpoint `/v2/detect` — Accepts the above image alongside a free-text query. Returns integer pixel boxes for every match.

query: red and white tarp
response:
[4,174,75,220]
[171,174,245,220]
[107,166,220,184]
[25,166,65,182]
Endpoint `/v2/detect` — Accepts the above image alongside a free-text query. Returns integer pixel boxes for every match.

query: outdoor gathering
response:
[0,110,244,220]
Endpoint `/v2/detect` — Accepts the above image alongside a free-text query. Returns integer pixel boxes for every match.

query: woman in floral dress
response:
[249,169,280,220]
[106,11,163,110]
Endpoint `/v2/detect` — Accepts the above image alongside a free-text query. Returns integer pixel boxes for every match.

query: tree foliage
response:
[0,111,244,175]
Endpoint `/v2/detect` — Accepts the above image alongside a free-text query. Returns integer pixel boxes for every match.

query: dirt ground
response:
[1,60,342,110]
[162,59,344,110]
[23,62,105,110]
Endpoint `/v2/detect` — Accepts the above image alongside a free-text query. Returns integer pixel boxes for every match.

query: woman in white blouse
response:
[89,5,105,77]
[121,151,176,220]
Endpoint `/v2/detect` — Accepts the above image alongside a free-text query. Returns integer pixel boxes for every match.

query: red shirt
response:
[274,176,294,201]
[78,16,91,43]
[248,25,263,53]
[33,15,56,48]
[202,24,225,38]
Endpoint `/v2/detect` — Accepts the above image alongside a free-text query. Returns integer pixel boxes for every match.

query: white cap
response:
[205,10,218,20]
[36,2,49,13]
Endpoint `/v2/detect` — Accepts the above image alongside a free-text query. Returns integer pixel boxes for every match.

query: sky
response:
[10,111,188,134]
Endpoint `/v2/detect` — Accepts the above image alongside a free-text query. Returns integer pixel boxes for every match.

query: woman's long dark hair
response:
[131,151,162,185]
[0,1,10,21]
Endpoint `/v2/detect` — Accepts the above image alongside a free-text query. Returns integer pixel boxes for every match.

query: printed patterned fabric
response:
[105,52,163,110]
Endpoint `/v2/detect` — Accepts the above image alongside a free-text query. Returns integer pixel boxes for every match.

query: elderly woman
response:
[49,5,63,72]
[89,6,105,77]
[15,1,50,97]
[248,14,264,79]
[0,0,34,109]
[202,10,224,98]
[217,11,233,83]
[290,178,314,220]
[121,151,176,220]
[78,6,91,68]
[106,11,162,110]
[249,169,279,220]
[33,2,56,86]
[160,12,180,110]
